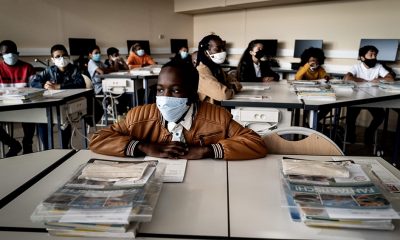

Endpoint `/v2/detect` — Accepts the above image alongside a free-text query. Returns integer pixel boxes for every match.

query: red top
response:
[0,60,35,87]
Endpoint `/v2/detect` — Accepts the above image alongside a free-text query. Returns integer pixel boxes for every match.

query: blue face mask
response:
[156,96,189,123]
[180,51,189,59]
[2,53,18,65]
[136,49,145,57]
[92,53,101,62]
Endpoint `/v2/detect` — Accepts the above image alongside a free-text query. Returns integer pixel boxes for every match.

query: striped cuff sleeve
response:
[125,140,140,157]
[211,143,224,159]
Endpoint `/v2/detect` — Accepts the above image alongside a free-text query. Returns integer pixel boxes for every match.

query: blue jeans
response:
[37,124,71,149]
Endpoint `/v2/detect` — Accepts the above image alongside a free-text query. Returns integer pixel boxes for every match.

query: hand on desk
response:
[137,141,213,160]
[262,77,275,83]
[44,81,60,90]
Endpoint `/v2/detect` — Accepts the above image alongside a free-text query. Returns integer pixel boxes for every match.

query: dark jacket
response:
[31,64,85,89]
[238,60,280,82]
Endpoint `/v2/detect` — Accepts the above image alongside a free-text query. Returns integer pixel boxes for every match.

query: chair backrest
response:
[82,74,93,89]
[263,126,344,156]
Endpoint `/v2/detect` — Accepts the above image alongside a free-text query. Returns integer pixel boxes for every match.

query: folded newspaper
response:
[282,158,350,178]
[79,161,149,181]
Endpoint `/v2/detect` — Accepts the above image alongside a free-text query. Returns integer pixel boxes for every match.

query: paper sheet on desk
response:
[234,95,271,100]
[241,85,271,91]
[144,156,187,182]
[44,90,65,96]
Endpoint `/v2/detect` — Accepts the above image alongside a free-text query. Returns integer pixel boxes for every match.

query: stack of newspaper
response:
[288,80,336,101]
[329,79,356,92]
[0,87,45,104]
[281,157,400,230]
[378,80,400,92]
[288,80,320,92]
[295,87,336,101]
[31,159,166,238]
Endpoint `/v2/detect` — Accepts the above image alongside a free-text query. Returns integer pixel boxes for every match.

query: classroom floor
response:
[1,123,398,169]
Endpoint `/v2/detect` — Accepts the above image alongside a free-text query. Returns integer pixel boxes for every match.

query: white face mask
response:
[207,50,226,64]
[156,96,189,123]
[136,49,145,56]
[310,64,319,71]
[53,57,70,68]
[2,53,18,65]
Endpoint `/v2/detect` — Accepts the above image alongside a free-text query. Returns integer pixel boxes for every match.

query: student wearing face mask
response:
[88,45,118,95]
[0,40,36,156]
[104,47,129,70]
[344,45,394,144]
[295,47,329,80]
[172,46,192,65]
[89,60,267,160]
[237,40,280,82]
[127,43,155,69]
[31,44,86,149]
[104,47,131,115]
[196,34,242,104]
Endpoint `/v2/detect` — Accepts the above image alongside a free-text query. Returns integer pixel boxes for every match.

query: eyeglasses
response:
[53,55,70,59]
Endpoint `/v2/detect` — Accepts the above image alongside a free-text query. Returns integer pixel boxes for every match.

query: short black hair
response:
[88,45,100,55]
[0,40,18,54]
[300,47,326,66]
[50,44,69,56]
[359,45,379,58]
[161,60,199,102]
[107,47,119,56]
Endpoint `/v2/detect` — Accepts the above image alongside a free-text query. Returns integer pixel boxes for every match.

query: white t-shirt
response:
[88,59,107,94]
[349,62,389,81]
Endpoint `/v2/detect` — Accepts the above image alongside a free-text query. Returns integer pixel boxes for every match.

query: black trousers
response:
[346,107,385,133]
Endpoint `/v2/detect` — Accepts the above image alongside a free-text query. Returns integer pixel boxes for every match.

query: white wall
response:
[193,0,400,73]
[0,0,193,64]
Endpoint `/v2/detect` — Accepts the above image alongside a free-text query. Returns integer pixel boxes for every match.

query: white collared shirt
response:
[253,62,261,78]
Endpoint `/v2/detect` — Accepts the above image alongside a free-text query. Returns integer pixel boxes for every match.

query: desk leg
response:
[133,79,138,107]
[46,107,54,149]
[332,107,341,140]
[81,118,87,149]
[56,106,63,148]
[392,112,400,168]
[309,110,318,130]
[143,77,148,104]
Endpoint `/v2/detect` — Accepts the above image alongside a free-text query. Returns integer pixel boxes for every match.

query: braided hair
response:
[196,34,226,84]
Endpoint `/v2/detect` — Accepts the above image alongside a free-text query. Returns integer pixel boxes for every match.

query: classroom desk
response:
[0,89,93,150]
[228,155,400,240]
[304,84,400,133]
[222,82,400,131]
[138,159,228,238]
[221,81,303,109]
[99,71,159,106]
[0,149,74,209]
[0,150,228,239]
[1,152,400,239]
